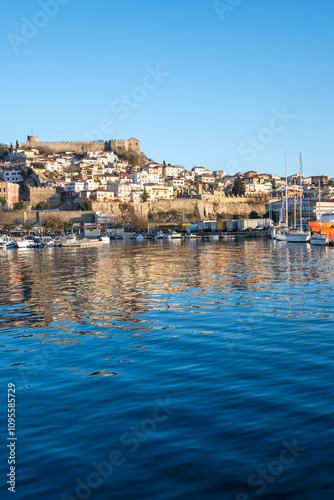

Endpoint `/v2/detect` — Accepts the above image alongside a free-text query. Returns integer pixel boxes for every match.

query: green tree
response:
[232,177,246,196]
[15,140,19,150]
[264,210,278,223]
[0,196,7,206]
[249,210,259,219]
[14,201,27,210]
[89,194,97,201]
[271,179,276,189]
[141,189,149,202]
[63,221,73,234]
[9,143,13,153]
[36,201,51,210]
[0,145,9,160]
[42,219,53,234]
[22,223,34,235]
[3,223,15,234]
[79,200,92,211]
[49,218,62,235]
[163,160,166,166]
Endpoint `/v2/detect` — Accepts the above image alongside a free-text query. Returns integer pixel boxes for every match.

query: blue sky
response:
[1,0,334,176]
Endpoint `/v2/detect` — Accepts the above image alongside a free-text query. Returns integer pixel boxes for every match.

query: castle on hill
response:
[21,136,140,154]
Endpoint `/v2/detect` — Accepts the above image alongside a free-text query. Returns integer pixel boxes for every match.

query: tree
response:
[63,221,73,234]
[3,223,15,234]
[89,194,97,201]
[249,210,259,219]
[163,160,166,165]
[34,162,46,169]
[36,201,51,210]
[0,145,9,160]
[22,223,34,235]
[9,143,13,153]
[79,200,92,211]
[49,218,63,235]
[141,190,149,202]
[271,179,276,189]
[14,201,27,210]
[15,140,19,150]
[42,219,53,234]
[232,177,246,196]
[264,210,278,223]
[0,196,7,206]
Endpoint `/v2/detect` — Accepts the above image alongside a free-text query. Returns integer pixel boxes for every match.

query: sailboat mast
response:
[299,152,303,231]
[319,179,322,235]
[294,178,296,230]
[285,151,288,227]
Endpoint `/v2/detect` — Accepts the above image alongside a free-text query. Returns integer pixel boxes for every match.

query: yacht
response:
[0,236,16,249]
[16,237,36,248]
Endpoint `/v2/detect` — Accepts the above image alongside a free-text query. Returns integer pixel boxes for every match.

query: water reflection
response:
[1,241,333,333]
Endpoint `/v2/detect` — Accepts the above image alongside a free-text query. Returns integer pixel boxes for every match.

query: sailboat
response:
[310,181,329,246]
[271,151,288,241]
[286,153,311,243]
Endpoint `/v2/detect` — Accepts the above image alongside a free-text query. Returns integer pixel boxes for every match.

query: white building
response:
[2,168,23,183]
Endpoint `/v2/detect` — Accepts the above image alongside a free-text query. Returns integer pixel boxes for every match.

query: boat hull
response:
[308,221,334,236]
[310,236,329,246]
[286,233,310,243]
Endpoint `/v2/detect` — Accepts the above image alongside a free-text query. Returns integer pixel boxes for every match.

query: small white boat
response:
[16,237,36,248]
[154,231,165,240]
[0,236,16,249]
[171,232,182,239]
[135,234,144,241]
[57,236,77,247]
[100,235,110,243]
[286,231,311,243]
[310,235,329,246]
[40,236,54,247]
[270,227,287,241]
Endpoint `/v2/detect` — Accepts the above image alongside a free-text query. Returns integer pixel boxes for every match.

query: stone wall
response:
[91,197,267,221]
[29,187,61,209]
[37,211,95,224]
[21,137,140,154]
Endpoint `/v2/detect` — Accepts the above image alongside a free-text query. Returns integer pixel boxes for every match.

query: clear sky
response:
[1,0,334,177]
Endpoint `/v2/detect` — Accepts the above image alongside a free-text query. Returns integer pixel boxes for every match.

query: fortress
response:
[21,136,140,154]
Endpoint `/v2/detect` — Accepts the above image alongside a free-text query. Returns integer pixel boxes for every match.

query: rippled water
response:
[1,240,333,500]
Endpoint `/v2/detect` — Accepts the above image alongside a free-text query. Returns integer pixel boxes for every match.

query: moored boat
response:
[0,236,16,249]
[286,231,310,243]
[310,234,329,246]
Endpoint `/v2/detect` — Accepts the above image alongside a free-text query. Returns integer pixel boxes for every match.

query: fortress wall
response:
[37,211,95,224]
[32,141,106,154]
[29,186,60,209]
[90,198,267,221]
[24,138,140,154]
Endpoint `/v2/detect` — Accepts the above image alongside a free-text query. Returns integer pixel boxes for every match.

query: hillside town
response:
[1,138,334,224]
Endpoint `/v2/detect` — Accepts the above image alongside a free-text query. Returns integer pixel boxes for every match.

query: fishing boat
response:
[308,211,334,236]
[286,153,311,243]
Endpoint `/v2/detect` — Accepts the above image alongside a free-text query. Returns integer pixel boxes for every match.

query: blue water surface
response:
[0,239,333,500]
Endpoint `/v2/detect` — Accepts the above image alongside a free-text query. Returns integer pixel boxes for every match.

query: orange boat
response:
[308,221,334,236]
